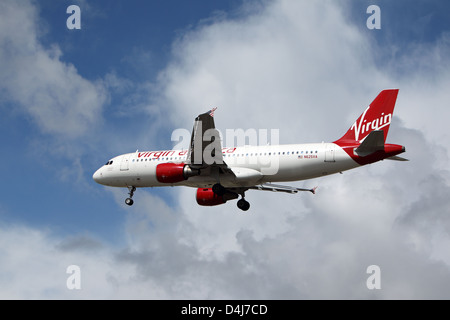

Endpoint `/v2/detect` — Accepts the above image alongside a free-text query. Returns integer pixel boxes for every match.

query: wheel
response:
[237,199,250,211]
[125,198,134,206]
[212,183,226,196]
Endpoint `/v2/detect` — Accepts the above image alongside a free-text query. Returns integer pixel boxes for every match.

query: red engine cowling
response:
[196,188,238,206]
[156,163,198,183]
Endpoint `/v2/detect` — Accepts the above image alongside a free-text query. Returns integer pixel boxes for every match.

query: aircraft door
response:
[325,144,335,162]
[120,154,130,171]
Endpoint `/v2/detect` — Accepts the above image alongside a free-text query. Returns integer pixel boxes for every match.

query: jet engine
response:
[156,163,199,183]
[196,188,238,206]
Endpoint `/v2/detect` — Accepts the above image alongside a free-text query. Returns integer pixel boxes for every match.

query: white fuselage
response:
[93,143,359,189]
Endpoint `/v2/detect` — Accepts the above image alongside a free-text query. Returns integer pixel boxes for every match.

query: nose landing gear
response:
[125,186,136,206]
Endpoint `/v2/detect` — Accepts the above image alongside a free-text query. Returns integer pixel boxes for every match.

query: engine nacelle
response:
[196,188,238,206]
[156,163,199,183]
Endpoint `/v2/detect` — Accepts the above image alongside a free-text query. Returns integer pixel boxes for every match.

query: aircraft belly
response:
[184,175,217,188]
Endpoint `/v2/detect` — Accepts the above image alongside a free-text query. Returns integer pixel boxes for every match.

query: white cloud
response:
[0,0,107,139]
[157,1,389,142]
[0,225,106,299]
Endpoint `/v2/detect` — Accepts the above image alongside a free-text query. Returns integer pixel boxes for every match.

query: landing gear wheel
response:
[212,183,226,196]
[237,199,250,211]
[125,186,136,206]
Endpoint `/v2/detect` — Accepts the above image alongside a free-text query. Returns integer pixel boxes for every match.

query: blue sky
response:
[1,0,243,243]
[39,1,242,80]
[1,0,450,299]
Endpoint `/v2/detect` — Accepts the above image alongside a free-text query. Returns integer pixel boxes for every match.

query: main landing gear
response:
[212,183,250,212]
[212,183,227,196]
[125,186,136,206]
[237,198,250,211]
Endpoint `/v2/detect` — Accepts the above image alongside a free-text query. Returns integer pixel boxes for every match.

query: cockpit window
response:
[105,160,114,165]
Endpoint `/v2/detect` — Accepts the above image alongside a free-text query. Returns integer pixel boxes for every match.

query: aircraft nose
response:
[93,168,103,184]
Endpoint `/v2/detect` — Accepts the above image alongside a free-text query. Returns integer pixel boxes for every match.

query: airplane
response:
[93,89,407,211]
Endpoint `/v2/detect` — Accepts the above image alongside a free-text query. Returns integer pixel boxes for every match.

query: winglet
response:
[310,186,318,194]
[208,107,217,117]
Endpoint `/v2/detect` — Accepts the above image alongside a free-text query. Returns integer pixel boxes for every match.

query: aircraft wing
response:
[249,183,317,194]
[186,108,233,174]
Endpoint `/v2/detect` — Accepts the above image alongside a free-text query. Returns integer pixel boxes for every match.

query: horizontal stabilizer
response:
[355,130,384,157]
[386,155,409,161]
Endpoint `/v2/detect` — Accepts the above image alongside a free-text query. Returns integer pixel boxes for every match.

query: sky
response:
[1,0,450,299]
